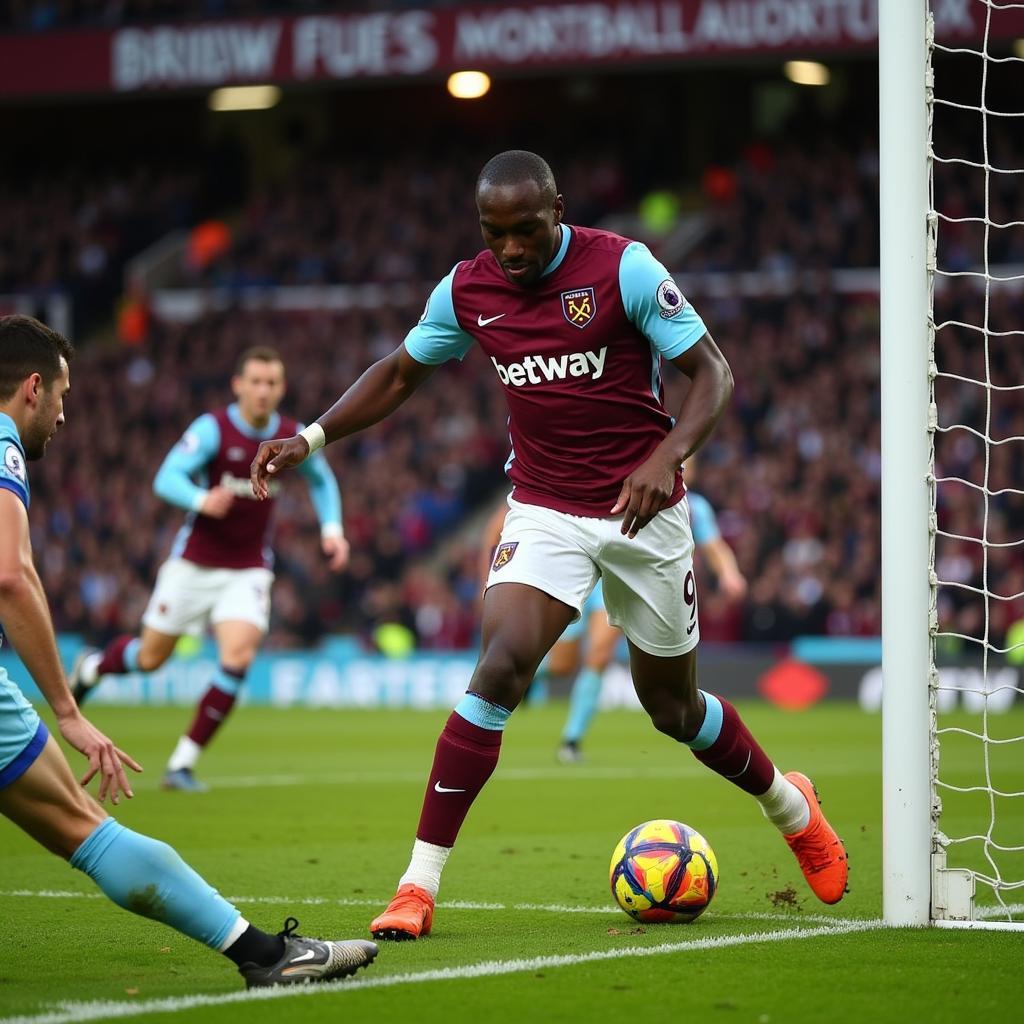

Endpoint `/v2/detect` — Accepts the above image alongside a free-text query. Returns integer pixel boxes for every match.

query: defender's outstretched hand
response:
[251,435,310,499]
[58,709,142,805]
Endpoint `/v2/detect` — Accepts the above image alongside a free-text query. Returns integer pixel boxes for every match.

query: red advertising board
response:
[0,0,1020,99]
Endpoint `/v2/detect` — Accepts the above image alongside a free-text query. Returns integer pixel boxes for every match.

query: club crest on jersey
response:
[561,287,597,329]
[492,541,518,571]
[656,279,688,319]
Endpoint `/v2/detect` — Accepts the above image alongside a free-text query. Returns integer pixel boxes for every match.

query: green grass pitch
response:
[1,701,1021,1023]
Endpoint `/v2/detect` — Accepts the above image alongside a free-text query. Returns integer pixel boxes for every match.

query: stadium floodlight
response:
[882,0,1024,932]
[208,85,281,112]
[783,61,830,87]
[447,71,491,99]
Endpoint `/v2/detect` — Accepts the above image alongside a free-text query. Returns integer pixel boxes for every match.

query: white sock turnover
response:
[166,736,201,773]
[398,839,451,899]
[756,768,811,835]
[80,651,103,687]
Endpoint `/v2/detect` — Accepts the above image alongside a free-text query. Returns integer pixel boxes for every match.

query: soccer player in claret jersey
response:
[251,151,849,939]
[0,315,376,987]
[72,347,349,791]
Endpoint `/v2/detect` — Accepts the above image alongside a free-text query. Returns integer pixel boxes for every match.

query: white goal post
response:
[880,0,932,928]
[881,0,1024,930]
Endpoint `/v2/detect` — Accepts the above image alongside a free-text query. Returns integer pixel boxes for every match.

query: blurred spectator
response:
[0,164,200,335]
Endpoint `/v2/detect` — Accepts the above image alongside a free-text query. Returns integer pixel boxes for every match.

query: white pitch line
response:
[974,902,1024,920]
[0,890,853,925]
[0,918,887,1024]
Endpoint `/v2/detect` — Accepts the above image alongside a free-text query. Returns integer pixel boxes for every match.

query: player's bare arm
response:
[612,332,733,538]
[0,489,141,802]
[251,344,438,498]
[199,485,234,518]
[702,536,748,600]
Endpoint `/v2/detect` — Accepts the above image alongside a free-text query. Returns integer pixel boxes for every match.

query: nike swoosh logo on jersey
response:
[434,781,466,793]
[289,949,317,963]
[477,313,506,327]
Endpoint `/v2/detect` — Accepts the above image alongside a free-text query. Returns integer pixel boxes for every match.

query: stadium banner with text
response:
[1,0,1022,98]
[2,636,1018,712]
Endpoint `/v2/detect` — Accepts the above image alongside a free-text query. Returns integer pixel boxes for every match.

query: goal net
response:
[927,0,1024,929]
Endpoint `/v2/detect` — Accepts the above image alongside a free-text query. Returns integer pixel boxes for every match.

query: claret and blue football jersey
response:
[404,225,707,517]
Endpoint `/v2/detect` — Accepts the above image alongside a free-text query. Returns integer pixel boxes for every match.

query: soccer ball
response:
[609,819,718,923]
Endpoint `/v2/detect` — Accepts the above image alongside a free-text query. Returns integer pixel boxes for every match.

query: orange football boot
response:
[782,771,849,905]
[369,883,435,941]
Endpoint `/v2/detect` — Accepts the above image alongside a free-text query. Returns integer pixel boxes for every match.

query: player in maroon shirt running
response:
[73,347,348,791]
[251,151,849,937]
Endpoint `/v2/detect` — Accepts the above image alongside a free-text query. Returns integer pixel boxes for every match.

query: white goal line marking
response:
[0,889,849,925]
[0,918,887,1024]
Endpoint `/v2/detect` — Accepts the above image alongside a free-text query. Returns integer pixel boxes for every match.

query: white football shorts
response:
[485,496,699,657]
[142,558,274,636]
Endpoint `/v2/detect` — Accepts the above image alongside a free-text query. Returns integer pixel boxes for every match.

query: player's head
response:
[232,346,285,425]
[476,150,564,288]
[0,314,72,460]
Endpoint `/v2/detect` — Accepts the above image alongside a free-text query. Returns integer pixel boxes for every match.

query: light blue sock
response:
[562,668,603,744]
[70,818,240,950]
[212,665,245,696]
[454,692,512,731]
[123,638,141,672]
[685,690,724,750]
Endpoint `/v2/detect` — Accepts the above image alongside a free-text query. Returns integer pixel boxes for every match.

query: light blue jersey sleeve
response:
[619,243,707,360]
[687,490,721,546]
[296,431,343,532]
[0,424,29,510]
[153,413,220,512]
[403,265,475,365]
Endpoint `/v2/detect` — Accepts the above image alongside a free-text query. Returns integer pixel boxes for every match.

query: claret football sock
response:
[413,694,509,850]
[687,691,776,796]
[78,636,141,686]
[173,665,246,762]
[98,635,141,677]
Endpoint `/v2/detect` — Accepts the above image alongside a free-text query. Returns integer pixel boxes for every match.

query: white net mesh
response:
[928,0,1024,925]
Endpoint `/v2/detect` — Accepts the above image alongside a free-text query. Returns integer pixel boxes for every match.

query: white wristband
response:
[299,422,326,454]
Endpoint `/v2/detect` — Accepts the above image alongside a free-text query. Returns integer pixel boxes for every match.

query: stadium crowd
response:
[184,153,629,290]
[4,123,1020,653]
[0,164,202,334]
[25,281,904,651]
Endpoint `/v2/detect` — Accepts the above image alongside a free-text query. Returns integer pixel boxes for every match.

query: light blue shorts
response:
[0,667,48,789]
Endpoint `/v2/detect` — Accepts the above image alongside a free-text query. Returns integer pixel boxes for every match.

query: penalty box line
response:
[0,918,887,1024]
[0,889,858,926]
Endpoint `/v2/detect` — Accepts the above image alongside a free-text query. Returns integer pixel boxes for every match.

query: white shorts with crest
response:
[142,558,274,636]
[484,496,699,657]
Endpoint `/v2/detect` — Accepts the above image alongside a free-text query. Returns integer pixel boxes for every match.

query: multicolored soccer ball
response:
[609,819,718,923]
